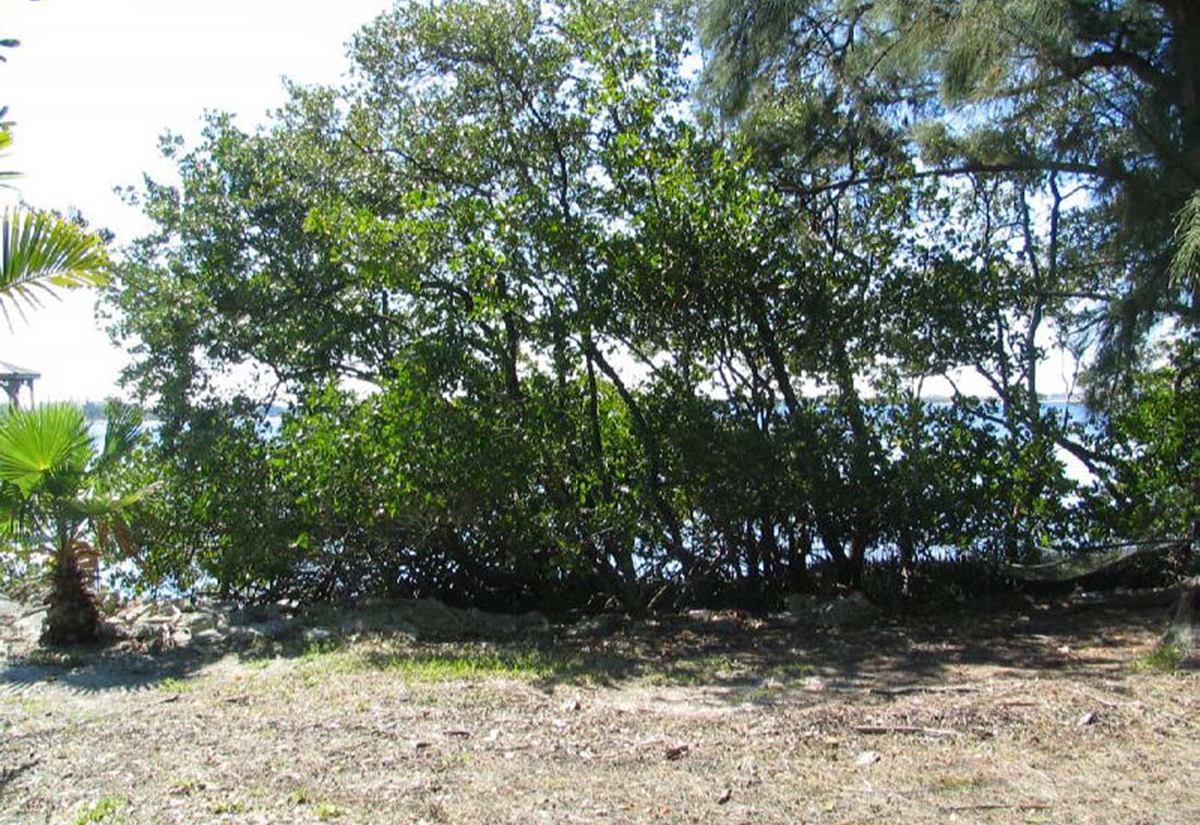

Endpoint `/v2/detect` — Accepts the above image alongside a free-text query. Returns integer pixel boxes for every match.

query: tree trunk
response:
[42,548,103,646]
[1163,575,1200,653]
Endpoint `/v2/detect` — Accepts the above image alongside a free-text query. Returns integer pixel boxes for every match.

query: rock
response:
[786,593,821,613]
[98,620,129,641]
[302,627,335,645]
[193,629,226,646]
[772,610,804,627]
[231,604,285,625]
[130,620,167,641]
[0,596,23,621]
[181,612,217,633]
[1163,575,1200,654]
[664,744,690,761]
[513,610,551,635]
[14,610,46,642]
[855,750,882,766]
[570,613,624,637]
[780,592,879,628]
[119,603,154,623]
[683,609,746,631]
[154,604,182,620]
[802,676,828,692]
[468,608,550,637]
[336,615,370,636]
[401,598,471,636]
[813,592,879,629]
[246,618,296,641]
[224,625,264,645]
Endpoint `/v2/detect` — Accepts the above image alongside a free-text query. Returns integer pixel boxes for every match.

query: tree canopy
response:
[702,0,1200,384]
[96,0,1197,609]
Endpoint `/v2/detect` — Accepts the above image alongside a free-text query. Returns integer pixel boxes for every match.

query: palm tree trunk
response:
[42,539,102,646]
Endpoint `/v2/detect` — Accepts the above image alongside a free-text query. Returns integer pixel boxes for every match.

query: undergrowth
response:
[1132,643,1185,673]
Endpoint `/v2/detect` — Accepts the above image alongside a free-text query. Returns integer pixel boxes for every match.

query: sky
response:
[0,0,393,401]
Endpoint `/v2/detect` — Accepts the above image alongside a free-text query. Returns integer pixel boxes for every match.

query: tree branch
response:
[776,160,1122,197]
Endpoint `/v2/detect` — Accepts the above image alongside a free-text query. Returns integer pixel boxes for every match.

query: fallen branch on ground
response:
[937,803,1052,812]
[853,724,958,737]
[870,685,980,697]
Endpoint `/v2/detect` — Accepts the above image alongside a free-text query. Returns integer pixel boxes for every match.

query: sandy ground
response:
[1,594,1197,825]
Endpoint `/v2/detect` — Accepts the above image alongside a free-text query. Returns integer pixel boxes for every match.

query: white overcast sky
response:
[0,0,393,401]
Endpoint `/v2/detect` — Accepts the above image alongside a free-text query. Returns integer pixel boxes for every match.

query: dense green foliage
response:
[99,0,1197,611]
[702,0,1200,381]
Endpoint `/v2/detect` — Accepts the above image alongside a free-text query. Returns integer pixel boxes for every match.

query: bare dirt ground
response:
[1,593,1197,825]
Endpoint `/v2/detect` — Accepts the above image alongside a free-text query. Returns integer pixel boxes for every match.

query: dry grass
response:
[1,594,1197,825]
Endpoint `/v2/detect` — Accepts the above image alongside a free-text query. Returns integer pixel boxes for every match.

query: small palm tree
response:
[0,401,150,645]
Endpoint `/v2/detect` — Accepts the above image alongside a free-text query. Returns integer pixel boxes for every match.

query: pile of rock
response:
[110,600,302,648]
[780,591,880,629]
[326,597,550,641]
[1,594,551,654]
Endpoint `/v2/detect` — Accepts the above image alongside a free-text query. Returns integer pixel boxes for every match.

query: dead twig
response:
[853,724,958,737]
[937,802,1052,812]
[870,685,980,697]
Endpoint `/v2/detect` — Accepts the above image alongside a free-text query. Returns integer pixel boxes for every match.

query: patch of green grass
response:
[20,648,88,669]
[313,802,345,820]
[240,656,274,670]
[1132,643,1184,674]
[209,799,246,815]
[72,797,124,824]
[437,750,475,769]
[642,654,813,688]
[296,640,630,684]
[1,696,46,714]
[169,778,205,796]
[644,654,740,686]
[366,648,564,681]
[291,638,813,690]
[158,677,200,694]
[771,662,816,680]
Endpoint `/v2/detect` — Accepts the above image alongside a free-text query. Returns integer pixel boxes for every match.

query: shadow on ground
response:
[0,590,1178,699]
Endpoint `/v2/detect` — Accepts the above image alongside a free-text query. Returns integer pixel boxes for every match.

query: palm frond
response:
[0,208,110,330]
[0,477,29,539]
[0,403,93,497]
[71,482,161,521]
[1170,188,1200,292]
[94,399,144,474]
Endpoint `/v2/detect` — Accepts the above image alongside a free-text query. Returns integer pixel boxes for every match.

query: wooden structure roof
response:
[0,360,39,407]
